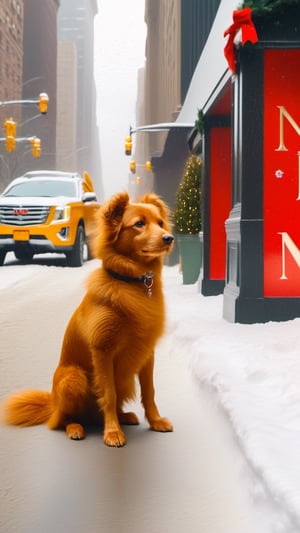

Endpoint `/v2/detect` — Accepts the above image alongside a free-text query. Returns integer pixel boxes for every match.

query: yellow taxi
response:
[0,170,100,267]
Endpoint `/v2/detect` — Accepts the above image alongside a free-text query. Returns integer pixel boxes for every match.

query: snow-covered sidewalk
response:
[164,266,300,533]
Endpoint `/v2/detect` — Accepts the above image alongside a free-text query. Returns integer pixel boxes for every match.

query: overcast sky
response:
[94,0,146,199]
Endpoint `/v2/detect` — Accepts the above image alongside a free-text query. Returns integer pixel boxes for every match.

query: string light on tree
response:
[174,155,202,235]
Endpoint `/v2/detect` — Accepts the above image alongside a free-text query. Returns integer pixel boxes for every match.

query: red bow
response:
[224,7,258,73]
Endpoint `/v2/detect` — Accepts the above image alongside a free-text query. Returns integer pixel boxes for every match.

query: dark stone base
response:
[200,278,225,296]
[223,285,300,324]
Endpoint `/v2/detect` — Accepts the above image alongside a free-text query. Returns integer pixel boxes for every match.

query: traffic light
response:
[39,92,49,114]
[125,136,132,156]
[33,138,41,157]
[145,160,152,172]
[130,160,136,173]
[30,137,41,157]
[4,118,16,152]
[6,136,16,152]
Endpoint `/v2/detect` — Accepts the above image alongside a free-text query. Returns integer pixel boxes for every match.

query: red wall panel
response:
[209,128,232,279]
[264,49,300,296]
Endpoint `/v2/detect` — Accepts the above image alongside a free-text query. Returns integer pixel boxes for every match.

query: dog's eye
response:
[158,220,164,228]
[135,220,145,228]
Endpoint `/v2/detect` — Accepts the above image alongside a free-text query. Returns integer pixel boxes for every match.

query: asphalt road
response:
[0,258,260,533]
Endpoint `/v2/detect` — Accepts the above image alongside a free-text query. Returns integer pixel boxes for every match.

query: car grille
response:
[0,205,50,226]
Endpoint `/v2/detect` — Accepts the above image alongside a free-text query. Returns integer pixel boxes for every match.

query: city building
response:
[0,0,23,186]
[132,0,221,207]
[22,0,59,174]
[131,0,221,266]
[57,0,103,198]
[0,0,23,104]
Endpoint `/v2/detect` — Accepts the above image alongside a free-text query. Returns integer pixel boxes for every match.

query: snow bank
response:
[163,266,300,533]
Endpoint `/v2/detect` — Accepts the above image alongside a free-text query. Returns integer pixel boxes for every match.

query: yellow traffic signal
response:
[125,136,132,156]
[136,176,141,184]
[33,138,41,157]
[145,160,152,172]
[4,118,16,152]
[30,137,41,157]
[130,160,136,173]
[39,92,49,114]
[4,117,16,138]
[6,136,16,152]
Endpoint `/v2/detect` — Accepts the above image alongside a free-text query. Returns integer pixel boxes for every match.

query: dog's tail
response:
[1,390,54,427]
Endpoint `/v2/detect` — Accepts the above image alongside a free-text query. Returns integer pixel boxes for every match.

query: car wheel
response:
[86,238,94,261]
[0,250,6,266]
[66,226,85,267]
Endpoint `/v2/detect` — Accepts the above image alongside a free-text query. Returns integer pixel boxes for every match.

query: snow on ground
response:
[163,267,300,533]
[1,257,300,531]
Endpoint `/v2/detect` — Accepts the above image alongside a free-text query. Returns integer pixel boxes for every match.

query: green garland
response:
[174,155,202,235]
[239,0,300,15]
[194,109,204,135]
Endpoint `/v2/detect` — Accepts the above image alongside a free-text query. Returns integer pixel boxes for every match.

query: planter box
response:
[176,233,202,284]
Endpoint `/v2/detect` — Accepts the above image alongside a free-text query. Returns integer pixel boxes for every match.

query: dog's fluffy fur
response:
[2,192,174,447]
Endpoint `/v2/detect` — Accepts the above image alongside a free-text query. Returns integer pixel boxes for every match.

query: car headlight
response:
[54,206,70,222]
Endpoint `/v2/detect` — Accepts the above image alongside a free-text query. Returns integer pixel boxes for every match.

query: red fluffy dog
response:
[2,192,174,447]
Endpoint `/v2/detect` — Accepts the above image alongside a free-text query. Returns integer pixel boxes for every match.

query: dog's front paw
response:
[66,423,85,440]
[104,428,126,447]
[150,417,173,433]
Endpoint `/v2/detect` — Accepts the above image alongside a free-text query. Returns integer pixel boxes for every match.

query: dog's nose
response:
[162,234,174,245]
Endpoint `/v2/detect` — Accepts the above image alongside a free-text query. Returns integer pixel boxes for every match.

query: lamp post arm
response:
[130,122,193,134]
[0,99,40,106]
[0,136,38,142]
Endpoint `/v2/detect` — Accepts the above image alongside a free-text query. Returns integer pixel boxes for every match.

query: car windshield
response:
[4,179,77,198]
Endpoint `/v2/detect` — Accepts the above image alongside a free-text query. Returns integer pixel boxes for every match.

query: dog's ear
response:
[102,191,129,240]
[140,193,171,221]
[90,192,130,258]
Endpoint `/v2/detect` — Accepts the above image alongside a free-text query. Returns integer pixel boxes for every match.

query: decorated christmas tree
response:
[174,155,202,235]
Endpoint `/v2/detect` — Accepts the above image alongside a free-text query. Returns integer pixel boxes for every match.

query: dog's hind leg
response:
[139,353,173,433]
[118,410,139,425]
[49,364,90,439]
[116,375,139,426]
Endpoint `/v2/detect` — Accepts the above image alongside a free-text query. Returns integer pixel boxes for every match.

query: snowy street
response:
[0,255,299,532]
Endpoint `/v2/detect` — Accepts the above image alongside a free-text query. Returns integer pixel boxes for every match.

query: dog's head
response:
[92,192,174,266]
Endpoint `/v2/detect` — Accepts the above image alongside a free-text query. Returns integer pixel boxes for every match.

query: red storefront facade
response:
[221,7,300,322]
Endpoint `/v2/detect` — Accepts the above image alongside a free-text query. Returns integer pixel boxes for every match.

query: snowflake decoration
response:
[275,169,284,179]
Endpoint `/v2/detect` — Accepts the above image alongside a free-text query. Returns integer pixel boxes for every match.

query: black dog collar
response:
[105,269,154,297]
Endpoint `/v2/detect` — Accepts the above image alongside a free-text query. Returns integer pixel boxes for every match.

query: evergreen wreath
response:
[239,0,300,16]
[174,155,202,235]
